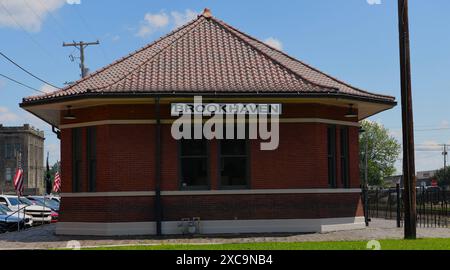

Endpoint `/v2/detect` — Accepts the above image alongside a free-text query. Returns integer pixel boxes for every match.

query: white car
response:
[0,195,52,224]
[0,204,33,227]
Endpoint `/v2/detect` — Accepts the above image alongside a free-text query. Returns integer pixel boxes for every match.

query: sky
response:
[0,0,449,173]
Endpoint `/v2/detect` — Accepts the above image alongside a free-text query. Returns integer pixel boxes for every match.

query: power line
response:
[22,0,65,42]
[35,0,69,40]
[0,1,63,65]
[0,73,46,94]
[0,52,60,89]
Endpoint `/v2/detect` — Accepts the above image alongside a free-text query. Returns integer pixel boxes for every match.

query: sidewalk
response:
[0,219,449,250]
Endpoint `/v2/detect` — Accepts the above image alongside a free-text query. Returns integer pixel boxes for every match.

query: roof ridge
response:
[214,18,395,101]
[23,15,204,101]
[210,17,339,93]
[91,16,207,91]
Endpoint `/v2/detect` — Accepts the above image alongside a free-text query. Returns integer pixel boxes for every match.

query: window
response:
[4,143,12,159]
[72,128,82,192]
[340,127,350,188]
[0,197,8,206]
[219,138,248,188]
[327,126,337,188]
[220,139,248,188]
[179,139,209,189]
[87,127,97,192]
[5,168,12,183]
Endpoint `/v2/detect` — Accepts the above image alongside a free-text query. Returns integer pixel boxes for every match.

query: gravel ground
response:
[0,219,449,250]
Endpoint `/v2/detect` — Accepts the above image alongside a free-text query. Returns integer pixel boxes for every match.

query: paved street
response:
[0,219,449,249]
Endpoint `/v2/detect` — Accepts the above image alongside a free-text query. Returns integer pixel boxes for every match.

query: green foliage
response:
[359,120,401,186]
[83,239,450,250]
[434,167,450,188]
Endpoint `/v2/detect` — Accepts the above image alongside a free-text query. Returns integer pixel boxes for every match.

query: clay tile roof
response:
[22,9,395,104]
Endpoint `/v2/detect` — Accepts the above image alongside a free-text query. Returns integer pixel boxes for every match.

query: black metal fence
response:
[362,185,450,228]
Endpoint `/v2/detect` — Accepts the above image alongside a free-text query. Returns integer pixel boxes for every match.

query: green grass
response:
[84,238,450,250]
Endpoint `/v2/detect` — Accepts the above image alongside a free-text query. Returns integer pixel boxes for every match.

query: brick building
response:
[20,9,396,235]
[0,124,45,195]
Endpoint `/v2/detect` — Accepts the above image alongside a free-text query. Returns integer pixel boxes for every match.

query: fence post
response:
[396,183,401,228]
[363,184,369,226]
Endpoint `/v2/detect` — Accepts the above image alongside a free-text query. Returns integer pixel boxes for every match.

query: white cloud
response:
[416,140,442,151]
[40,84,58,94]
[66,0,81,4]
[0,106,19,122]
[136,11,169,38]
[144,12,170,28]
[264,37,283,51]
[171,9,197,28]
[367,0,382,5]
[0,0,66,32]
[136,9,198,38]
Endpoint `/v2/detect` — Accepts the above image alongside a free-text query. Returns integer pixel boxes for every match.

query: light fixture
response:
[63,105,76,120]
[344,104,358,118]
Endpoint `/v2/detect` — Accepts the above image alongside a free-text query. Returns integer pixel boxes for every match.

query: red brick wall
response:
[58,102,362,224]
[59,196,155,222]
[58,193,363,222]
[103,124,155,191]
[60,104,361,192]
[349,126,361,188]
[251,123,329,189]
[162,193,364,221]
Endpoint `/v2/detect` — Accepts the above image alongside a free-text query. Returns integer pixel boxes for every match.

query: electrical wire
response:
[0,73,46,94]
[0,52,60,89]
[0,1,63,65]
[22,0,65,42]
[36,0,71,41]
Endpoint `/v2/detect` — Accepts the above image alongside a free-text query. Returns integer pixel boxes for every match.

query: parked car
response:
[0,204,33,227]
[0,206,26,233]
[0,195,52,224]
[50,196,60,203]
[27,196,60,212]
[27,196,59,223]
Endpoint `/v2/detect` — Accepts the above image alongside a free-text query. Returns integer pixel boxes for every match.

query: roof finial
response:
[202,8,212,18]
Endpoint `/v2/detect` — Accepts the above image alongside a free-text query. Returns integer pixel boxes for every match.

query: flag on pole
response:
[13,153,24,196]
[53,171,61,193]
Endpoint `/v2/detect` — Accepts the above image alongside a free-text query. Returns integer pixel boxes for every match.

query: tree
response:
[359,120,401,186]
[434,167,450,188]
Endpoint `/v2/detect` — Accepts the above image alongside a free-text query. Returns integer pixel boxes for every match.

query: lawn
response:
[85,238,450,250]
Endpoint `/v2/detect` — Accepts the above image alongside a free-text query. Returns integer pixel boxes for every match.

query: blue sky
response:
[0,0,449,172]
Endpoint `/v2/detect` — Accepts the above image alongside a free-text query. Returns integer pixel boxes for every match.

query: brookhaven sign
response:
[171,103,282,116]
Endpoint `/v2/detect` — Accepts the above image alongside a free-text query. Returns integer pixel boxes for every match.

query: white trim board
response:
[55,217,366,236]
[60,188,362,198]
[59,118,359,129]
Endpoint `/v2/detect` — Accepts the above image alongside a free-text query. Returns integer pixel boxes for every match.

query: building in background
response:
[0,124,45,195]
[384,170,438,188]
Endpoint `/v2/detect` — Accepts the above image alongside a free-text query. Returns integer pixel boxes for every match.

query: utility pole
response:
[443,144,447,168]
[398,0,416,239]
[63,40,99,78]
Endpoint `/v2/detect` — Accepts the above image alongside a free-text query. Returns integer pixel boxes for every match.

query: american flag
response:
[53,172,61,193]
[13,154,24,196]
